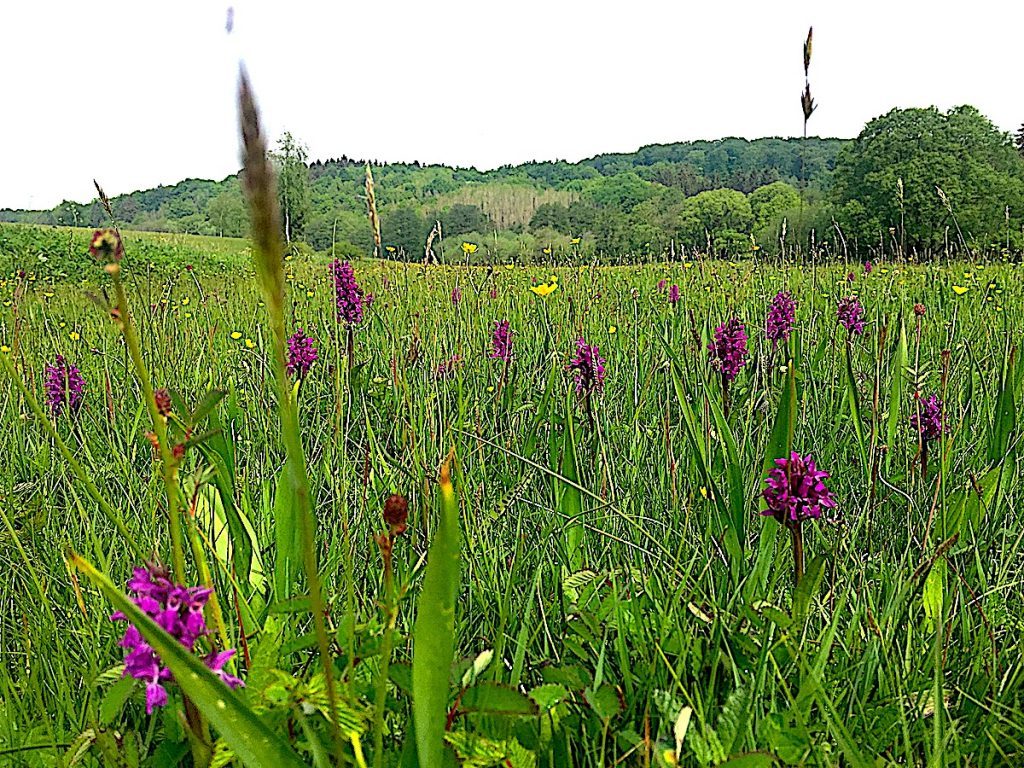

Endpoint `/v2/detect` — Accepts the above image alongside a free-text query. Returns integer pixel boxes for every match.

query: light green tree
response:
[271,132,311,243]
[675,189,753,255]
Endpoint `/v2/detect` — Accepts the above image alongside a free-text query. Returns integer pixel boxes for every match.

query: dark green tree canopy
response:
[833,106,1024,252]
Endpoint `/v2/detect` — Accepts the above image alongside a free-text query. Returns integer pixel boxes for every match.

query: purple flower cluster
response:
[863,261,874,275]
[451,286,462,305]
[657,279,667,292]
[668,284,681,305]
[837,296,865,336]
[568,338,606,395]
[765,291,796,343]
[435,354,463,379]
[44,355,85,416]
[111,563,242,714]
[762,452,837,524]
[286,328,318,379]
[330,260,364,325]
[911,394,944,441]
[708,317,749,381]
[490,320,512,362]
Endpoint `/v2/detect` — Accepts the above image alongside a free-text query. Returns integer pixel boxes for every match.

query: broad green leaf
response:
[988,347,1016,464]
[885,318,908,470]
[413,453,463,768]
[459,683,538,716]
[923,559,945,631]
[273,462,300,600]
[843,342,868,470]
[559,389,585,571]
[71,554,309,768]
[792,555,826,625]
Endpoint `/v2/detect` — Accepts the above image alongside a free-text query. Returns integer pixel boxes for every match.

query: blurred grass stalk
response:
[237,66,344,760]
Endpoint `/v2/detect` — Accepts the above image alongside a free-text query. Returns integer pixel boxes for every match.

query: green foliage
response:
[833,106,1024,253]
[676,189,754,255]
[272,132,312,244]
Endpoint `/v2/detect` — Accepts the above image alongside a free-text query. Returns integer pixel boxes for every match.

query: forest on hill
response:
[5,106,1024,261]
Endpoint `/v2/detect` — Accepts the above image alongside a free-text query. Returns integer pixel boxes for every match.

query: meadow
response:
[0,210,1022,767]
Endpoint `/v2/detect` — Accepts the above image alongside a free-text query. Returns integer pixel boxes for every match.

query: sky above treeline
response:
[3,0,1020,209]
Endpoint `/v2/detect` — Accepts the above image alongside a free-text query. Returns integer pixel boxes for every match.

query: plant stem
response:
[791,522,805,587]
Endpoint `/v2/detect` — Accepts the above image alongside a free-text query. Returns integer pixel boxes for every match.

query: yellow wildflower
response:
[461,242,478,255]
[530,281,558,297]
[230,331,243,340]
[69,332,80,341]
[245,338,256,349]
[952,285,968,295]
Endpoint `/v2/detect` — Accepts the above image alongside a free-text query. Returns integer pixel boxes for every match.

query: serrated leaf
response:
[529,683,569,711]
[99,675,136,726]
[586,684,622,721]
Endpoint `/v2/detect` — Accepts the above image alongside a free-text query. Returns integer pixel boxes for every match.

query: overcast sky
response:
[2,0,1020,210]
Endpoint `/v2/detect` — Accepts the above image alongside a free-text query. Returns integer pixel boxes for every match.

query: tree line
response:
[3,106,1024,260]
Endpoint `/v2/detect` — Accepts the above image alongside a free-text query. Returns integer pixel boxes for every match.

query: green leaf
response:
[71,553,309,768]
[988,347,1016,464]
[99,675,136,726]
[273,463,300,600]
[586,684,622,722]
[413,454,463,768]
[529,683,569,711]
[459,683,538,716]
[843,342,868,470]
[885,319,908,470]
[923,559,945,631]
[792,555,827,625]
[748,361,796,602]
[199,410,255,582]
[559,389,585,571]
[190,388,229,426]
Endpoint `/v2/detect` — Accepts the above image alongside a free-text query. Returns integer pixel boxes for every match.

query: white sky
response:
[2,0,1021,209]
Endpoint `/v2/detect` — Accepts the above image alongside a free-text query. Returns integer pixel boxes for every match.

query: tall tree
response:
[272,132,311,243]
[833,106,1024,252]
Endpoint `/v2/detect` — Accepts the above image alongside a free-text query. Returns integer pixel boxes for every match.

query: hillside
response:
[0,137,845,260]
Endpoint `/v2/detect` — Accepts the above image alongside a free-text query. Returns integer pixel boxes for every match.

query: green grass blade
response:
[413,453,463,767]
[559,389,585,571]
